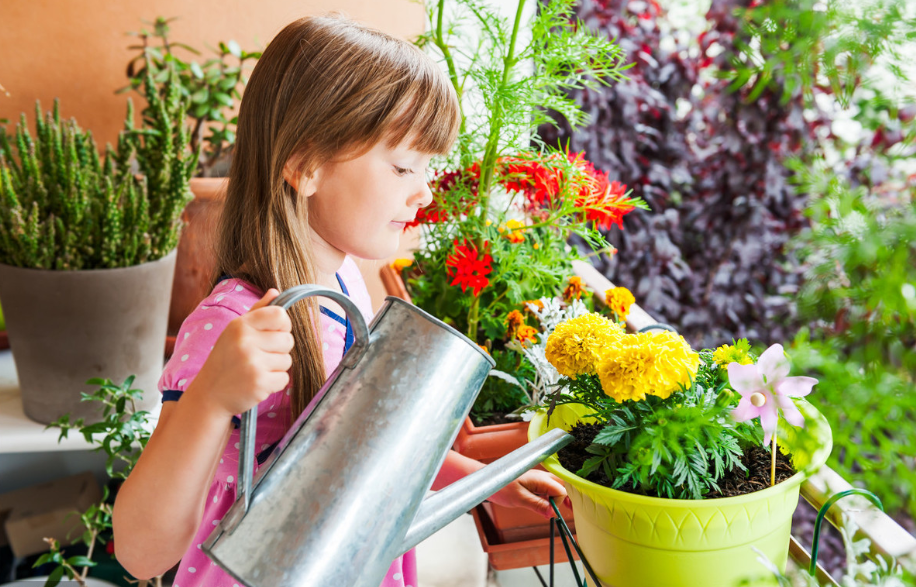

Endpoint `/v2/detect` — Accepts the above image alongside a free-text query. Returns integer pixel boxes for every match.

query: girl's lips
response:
[389,221,407,229]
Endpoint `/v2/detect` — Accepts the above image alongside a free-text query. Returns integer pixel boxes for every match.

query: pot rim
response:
[0,248,177,274]
[528,398,832,508]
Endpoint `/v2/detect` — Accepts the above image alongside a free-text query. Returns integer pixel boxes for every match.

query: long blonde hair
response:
[215,15,460,418]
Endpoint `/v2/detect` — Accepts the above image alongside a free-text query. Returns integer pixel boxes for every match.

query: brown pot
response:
[168,177,228,336]
[0,251,176,424]
[471,503,578,571]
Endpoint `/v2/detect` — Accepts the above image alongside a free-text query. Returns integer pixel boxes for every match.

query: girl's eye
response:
[393,165,412,176]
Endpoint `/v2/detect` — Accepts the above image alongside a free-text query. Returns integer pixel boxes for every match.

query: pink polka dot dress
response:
[158,257,418,587]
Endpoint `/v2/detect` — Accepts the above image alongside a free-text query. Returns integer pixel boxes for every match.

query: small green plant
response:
[35,376,158,587]
[0,61,196,270]
[747,517,916,586]
[119,16,261,177]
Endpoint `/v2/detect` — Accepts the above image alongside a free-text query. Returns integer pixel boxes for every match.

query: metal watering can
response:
[202,286,573,587]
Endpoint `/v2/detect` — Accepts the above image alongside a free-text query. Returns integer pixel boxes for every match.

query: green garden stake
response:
[549,497,602,587]
[809,488,883,576]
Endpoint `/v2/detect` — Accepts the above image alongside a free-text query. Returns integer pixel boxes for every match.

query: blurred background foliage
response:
[540,0,916,524]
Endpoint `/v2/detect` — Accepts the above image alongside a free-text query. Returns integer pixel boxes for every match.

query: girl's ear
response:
[282,159,321,197]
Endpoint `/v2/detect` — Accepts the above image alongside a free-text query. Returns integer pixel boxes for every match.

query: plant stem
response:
[80,529,97,581]
[466,0,527,340]
[435,0,466,137]
[770,428,777,487]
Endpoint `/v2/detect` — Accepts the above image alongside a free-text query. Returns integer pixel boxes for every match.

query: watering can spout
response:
[398,427,573,554]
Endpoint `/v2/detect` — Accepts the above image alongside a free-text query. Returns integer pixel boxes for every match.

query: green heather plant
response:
[0,63,196,270]
[119,16,261,177]
[36,376,159,587]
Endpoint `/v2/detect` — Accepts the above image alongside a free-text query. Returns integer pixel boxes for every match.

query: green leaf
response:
[46,565,64,587]
[66,555,96,567]
[212,93,233,108]
[189,62,204,79]
[227,40,242,58]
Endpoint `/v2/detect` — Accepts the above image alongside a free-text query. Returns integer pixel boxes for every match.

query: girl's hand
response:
[187,289,294,419]
[488,470,570,519]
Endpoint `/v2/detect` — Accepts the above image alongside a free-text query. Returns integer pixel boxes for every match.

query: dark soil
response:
[472,412,522,427]
[557,422,796,499]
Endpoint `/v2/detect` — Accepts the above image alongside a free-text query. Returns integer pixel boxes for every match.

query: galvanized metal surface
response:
[400,427,573,554]
[203,288,496,587]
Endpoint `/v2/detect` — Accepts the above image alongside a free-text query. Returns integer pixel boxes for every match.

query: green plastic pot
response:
[528,400,832,587]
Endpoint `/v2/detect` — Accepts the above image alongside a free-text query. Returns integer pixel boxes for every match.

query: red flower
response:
[106,538,115,556]
[575,168,635,230]
[405,169,478,229]
[496,156,561,209]
[446,240,493,297]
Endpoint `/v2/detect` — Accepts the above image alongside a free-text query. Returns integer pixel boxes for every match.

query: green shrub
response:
[0,63,195,270]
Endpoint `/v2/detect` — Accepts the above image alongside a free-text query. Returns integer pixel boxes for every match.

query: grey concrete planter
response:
[0,251,176,424]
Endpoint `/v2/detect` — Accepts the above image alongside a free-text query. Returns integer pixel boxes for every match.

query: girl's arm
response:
[112,396,233,579]
[113,290,293,580]
[432,450,568,519]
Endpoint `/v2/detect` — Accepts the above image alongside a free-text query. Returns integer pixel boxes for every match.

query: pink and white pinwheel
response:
[727,344,817,445]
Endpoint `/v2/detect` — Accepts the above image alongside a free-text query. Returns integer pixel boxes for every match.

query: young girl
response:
[112,14,567,587]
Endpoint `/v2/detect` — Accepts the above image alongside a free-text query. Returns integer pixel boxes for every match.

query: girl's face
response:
[300,140,434,267]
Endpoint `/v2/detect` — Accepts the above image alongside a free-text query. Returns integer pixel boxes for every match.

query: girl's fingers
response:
[259,348,293,373]
[245,305,293,332]
[249,288,280,312]
[256,331,295,354]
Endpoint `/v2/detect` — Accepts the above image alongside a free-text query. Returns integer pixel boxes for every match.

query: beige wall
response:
[0,0,427,309]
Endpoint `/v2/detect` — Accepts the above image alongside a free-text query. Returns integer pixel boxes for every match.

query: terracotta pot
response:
[471,503,578,571]
[379,264,577,541]
[452,416,530,463]
[0,251,176,424]
[168,177,228,336]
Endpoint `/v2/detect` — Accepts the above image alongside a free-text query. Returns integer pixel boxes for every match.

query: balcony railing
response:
[572,260,916,584]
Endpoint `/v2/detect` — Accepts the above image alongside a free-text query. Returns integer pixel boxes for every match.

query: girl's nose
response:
[413,180,434,209]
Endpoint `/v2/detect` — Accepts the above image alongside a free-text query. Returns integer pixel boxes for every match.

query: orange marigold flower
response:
[389,258,413,274]
[523,299,545,313]
[516,324,539,345]
[446,240,493,297]
[505,219,526,243]
[505,310,525,339]
[605,286,635,320]
[563,276,585,301]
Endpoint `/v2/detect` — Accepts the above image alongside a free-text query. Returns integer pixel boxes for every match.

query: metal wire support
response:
[810,488,884,576]
[637,323,679,334]
[546,497,602,587]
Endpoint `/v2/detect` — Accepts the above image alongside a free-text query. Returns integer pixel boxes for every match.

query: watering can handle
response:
[237,285,371,513]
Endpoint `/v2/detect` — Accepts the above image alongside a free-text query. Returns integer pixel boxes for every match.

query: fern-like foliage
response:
[551,353,761,499]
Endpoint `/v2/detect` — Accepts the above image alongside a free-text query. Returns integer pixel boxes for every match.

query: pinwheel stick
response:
[771,428,777,487]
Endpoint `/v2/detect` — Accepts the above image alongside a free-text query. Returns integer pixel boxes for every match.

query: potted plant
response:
[386,0,643,449]
[25,376,162,587]
[528,315,833,587]
[119,17,260,340]
[0,62,195,424]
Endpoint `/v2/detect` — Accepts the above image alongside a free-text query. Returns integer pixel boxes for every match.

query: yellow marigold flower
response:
[596,331,699,402]
[505,310,525,339]
[478,344,491,355]
[546,313,624,378]
[516,324,539,345]
[563,276,585,301]
[389,258,413,274]
[605,286,635,320]
[713,340,753,367]
[505,219,526,243]
[533,242,540,250]
[486,219,493,226]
